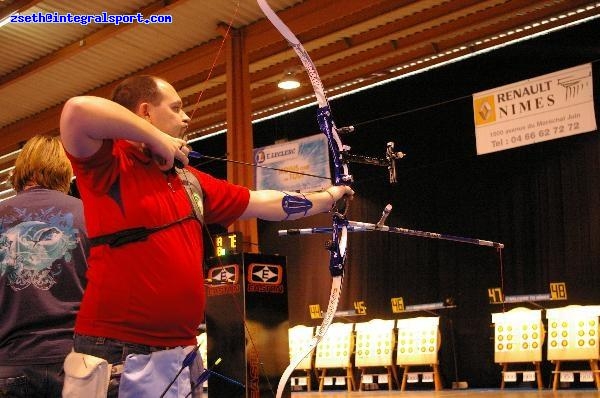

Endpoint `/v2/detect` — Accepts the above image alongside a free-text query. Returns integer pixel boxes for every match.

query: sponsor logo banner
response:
[247,263,284,294]
[206,264,240,296]
[473,63,596,155]
[254,134,330,191]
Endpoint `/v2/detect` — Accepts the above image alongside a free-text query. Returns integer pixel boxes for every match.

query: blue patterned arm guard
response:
[282,192,313,219]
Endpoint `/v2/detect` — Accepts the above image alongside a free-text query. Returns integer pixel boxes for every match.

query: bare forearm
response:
[242,186,353,221]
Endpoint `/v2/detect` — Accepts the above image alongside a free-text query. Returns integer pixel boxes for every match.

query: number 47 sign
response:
[487,282,567,304]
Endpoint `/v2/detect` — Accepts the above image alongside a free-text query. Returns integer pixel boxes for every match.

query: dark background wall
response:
[194,18,600,388]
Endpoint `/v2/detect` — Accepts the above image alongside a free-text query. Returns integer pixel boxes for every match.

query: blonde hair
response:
[9,135,73,193]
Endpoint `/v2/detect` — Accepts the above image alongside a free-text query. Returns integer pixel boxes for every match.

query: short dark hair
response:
[111,75,163,111]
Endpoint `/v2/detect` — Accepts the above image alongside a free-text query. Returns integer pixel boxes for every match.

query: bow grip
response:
[327,213,348,277]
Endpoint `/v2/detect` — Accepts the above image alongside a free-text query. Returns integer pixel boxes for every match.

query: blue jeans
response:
[0,362,64,398]
[73,334,203,398]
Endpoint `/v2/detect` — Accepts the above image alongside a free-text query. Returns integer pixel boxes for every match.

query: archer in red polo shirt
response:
[60,75,352,397]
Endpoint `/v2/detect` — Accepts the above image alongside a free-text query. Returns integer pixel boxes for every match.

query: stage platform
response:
[291,389,600,397]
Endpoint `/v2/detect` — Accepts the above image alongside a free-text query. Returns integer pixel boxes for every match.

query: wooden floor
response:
[203,389,600,397]
[291,389,600,397]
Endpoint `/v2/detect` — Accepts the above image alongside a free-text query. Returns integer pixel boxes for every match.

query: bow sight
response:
[340,139,406,184]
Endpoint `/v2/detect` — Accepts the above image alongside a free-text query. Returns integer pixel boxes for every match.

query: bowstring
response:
[178,166,277,397]
[202,230,276,396]
[182,1,277,394]
[187,0,239,123]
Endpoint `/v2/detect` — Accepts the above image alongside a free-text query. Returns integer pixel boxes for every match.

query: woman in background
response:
[0,135,89,397]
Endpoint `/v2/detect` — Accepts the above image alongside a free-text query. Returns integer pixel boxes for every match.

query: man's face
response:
[146,80,190,138]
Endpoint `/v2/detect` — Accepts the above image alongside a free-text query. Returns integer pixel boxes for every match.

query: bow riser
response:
[317,107,351,186]
[257,1,351,397]
[328,213,348,277]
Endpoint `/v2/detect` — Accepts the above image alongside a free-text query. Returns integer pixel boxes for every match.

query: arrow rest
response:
[337,125,355,134]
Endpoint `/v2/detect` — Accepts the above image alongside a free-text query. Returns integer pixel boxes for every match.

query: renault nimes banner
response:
[473,63,596,155]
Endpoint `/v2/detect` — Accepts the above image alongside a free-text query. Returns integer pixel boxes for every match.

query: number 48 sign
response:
[549,282,567,300]
[487,282,567,304]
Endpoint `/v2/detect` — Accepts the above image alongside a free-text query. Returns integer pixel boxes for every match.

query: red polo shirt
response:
[69,140,249,347]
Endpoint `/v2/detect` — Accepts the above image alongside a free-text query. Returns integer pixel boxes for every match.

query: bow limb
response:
[276,276,343,397]
[256,0,326,108]
[185,2,280,395]
[257,1,350,397]
[256,0,350,186]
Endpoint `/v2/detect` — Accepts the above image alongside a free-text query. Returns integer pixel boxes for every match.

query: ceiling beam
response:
[185,2,600,138]
[183,0,589,118]
[0,0,596,154]
[0,0,42,20]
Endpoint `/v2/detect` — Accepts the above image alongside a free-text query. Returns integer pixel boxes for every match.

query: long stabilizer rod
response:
[278,204,504,249]
[279,221,504,248]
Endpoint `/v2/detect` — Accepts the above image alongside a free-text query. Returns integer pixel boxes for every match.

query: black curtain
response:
[196,18,600,388]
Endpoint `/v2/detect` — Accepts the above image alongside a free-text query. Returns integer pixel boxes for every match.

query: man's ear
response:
[137,102,151,120]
